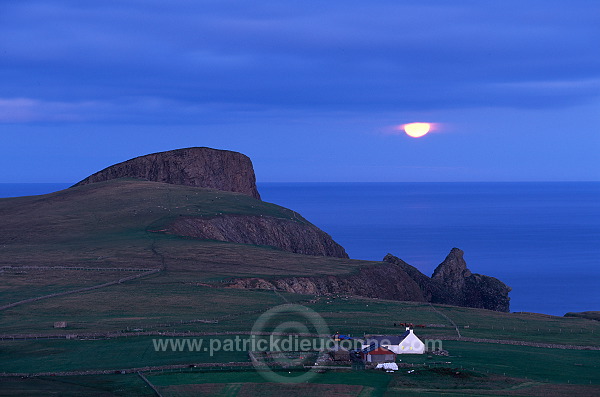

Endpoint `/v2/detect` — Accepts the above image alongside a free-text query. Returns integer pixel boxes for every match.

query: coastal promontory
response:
[4,147,511,310]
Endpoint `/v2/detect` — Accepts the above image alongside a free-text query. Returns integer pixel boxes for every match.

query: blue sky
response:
[1,0,599,182]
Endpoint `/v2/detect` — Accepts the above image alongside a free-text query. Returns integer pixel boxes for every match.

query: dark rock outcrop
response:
[382,254,450,304]
[74,147,261,199]
[164,214,348,258]
[231,248,511,312]
[432,248,472,292]
[386,248,511,312]
[462,273,511,312]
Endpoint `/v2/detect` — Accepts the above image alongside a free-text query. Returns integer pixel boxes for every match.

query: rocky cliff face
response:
[230,248,511,312]
[229,261,426,301]
[164,214,348,258]
[381,254,450,303]
[74,147,261,199]
[73,146,352,258]
[385,248,511,312]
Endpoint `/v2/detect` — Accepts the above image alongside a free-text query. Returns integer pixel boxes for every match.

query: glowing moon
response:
[403,122,431,138]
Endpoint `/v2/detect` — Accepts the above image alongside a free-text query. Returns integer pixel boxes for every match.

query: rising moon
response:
[403,122,431,138]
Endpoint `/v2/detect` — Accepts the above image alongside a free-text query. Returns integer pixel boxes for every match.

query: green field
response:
[2,272,599,345]
[0,375,153,397]
[2,336,598,384]
[147,365,600,397]
[0,336,251,373]
[0,268,141,306]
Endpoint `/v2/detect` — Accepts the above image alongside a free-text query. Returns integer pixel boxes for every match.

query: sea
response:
[1,182,598,316]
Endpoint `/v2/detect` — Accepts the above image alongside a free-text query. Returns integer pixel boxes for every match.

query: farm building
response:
[328,344,351,361]
[360,344,396,363]
[362,328,425,354]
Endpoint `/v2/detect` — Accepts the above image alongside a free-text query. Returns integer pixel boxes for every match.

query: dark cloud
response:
[1,0,599,122]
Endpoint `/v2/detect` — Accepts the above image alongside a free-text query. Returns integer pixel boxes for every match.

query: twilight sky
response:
[1,0,599,183]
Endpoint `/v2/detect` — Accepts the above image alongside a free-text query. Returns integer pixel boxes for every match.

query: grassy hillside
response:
[565,311,600,321]
[0,179,371,273]
[0,178,308,248]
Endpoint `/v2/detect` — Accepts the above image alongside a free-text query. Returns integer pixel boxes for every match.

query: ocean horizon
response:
[1,181,598,316]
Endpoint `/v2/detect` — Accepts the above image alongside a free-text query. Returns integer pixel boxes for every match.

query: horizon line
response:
[1,180,599,184]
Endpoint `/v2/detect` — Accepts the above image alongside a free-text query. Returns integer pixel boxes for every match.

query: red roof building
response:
[360,344,396,363]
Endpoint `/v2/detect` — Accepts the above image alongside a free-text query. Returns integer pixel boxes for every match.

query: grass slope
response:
[0,179,373,275]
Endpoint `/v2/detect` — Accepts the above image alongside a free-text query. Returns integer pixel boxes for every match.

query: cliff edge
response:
[230,248,510,312]
[164,214,348,258]
[74,147,261,199]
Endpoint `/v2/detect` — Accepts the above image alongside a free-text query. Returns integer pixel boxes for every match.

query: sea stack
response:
[384,248,511,312]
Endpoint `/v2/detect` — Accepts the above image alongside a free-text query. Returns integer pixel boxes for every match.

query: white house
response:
[362,328,425,354]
